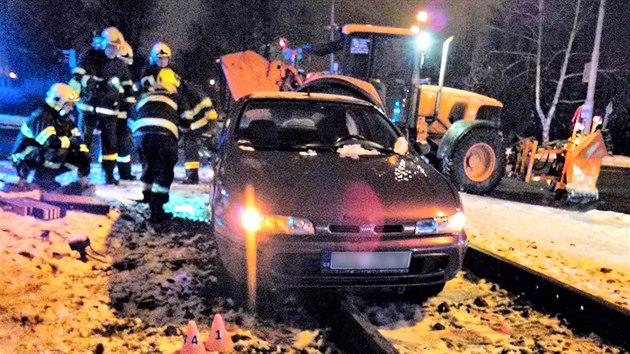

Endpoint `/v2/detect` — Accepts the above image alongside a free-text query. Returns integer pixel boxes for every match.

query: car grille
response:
[328,225,361,233]
[327,224,406,234]
[271,253,450,277]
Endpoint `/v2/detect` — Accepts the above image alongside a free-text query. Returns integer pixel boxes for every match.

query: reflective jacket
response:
[11,105,89,166]
[69,49,134,117]
[130,89,191,139]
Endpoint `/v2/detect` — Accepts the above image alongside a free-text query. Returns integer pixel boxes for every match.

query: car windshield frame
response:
[232,98,402,152]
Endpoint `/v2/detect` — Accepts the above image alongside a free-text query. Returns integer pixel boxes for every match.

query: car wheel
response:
[442,128,506,194]
[401,283,445,304]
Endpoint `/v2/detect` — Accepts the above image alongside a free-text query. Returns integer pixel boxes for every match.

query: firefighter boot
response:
[103,160,119,185]
[183,168,199,185]
[118,161,136,181]
[148,192,172,223]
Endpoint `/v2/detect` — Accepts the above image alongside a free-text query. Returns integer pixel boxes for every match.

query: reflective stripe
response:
[64,163,78,171]
[125,96,137,103]
[136,95,178,111]
[141,76,156,87]
[81,75,91,87]
[190,117,208,131]
[207,109,218,121]
[95,107,119,116]
[130,118,179,138]
[59,136,71,149]
[77,103,118,117]
[102,153,118,161]
[72,67,86,75]
[43,161,62,169]
[151,184,169,194]
[118,111,128,119]
[79,144,89,153]
[185,161,200,170]
[121,80,134,86]
[192,98,213,115]
[12,145,37,163]
[181,111,193,120]
[117,155,131,163]
[77,102,94,111]
[71,128,81,137]
[35,127,56,145]
[20,123,34,139]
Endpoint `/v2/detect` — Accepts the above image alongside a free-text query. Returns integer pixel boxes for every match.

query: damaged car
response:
[210,92,467,301]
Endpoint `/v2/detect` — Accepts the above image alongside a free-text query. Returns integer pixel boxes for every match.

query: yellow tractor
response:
[217,24,606,199]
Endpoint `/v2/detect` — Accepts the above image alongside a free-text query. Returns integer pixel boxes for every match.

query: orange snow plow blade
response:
[220,50,283,100]
[564,131,608,199]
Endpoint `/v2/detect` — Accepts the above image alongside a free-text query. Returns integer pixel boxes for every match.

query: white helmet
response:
[45,83,79,116]
[149,42,172,65]
[118,41,133,65]
[100,26,124,49]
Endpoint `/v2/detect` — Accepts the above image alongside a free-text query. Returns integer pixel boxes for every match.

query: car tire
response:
[442,128,506,195]
[401,283,445,304]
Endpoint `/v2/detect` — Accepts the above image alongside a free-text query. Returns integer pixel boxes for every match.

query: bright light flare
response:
[209,79,216,86]
[411,26,420,34]
[417,10,429,23]
[416,31,432,52]
[241,208,262,232]
[8,72,17,80]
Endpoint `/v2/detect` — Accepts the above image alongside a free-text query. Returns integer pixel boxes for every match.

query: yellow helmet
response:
[101,26,124,49]
[156,68,180,93]
[45,83,79,115]
[150,42,172,65]
[118,41,133,65]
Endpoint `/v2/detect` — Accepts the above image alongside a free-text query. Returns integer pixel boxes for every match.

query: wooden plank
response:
[41,193,110,215]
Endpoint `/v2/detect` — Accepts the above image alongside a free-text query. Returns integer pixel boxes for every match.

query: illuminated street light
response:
[417,10,428,23]
[209,79,216,86]
[411,25,420,34]
[416,31,432,52]
[8,72,17,80]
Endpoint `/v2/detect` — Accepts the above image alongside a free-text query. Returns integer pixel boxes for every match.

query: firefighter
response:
[129,68,206,223]
[139,42,173,93]
[140,42,217,184]
[11,83,91,192]
[116,40,138,179]
[69,26,135,184]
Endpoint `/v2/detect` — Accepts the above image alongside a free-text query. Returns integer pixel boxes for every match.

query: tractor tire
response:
[442,128,506,195]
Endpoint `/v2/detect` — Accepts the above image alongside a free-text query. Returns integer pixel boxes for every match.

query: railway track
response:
[309,245,630,353]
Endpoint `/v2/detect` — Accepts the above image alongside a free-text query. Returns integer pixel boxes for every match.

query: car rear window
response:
[236,100,399,149]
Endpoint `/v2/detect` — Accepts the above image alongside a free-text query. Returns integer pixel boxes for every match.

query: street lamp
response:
[417,10,429,23]
[416,31,432,52]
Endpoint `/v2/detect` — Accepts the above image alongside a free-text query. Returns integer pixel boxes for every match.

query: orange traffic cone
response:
[204,313,234,353]
[180,321,207,354]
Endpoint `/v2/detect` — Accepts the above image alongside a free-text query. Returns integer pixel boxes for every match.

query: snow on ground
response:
[374,272,623,353]
[0,168,334,353]
[0,159,629,353]
[460,193,630,310]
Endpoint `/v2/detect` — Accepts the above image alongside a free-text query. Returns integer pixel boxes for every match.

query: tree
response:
[471,0,601,143]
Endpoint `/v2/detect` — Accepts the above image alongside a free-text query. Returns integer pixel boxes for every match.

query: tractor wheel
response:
[442,128,506,194]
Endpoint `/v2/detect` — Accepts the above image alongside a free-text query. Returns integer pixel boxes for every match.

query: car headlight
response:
[241,208,315,235]
[415,211,465,235]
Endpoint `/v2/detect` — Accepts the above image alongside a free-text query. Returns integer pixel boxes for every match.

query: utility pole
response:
[581,0,606,133]
[329,0,336,73]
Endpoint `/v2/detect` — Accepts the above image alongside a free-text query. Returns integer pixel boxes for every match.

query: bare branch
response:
[559,99,585,104]
[513,10,538,20]
[488,25,539,44]
[490,50,537,58]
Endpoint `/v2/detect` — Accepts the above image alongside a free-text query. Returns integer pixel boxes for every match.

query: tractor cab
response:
[337,24,416,124]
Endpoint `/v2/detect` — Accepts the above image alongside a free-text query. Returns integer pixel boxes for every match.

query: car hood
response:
[218,149,461,223]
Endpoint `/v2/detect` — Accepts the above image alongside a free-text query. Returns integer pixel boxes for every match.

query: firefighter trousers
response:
[134,131,178,197]
[182,130,201,171]
[78,110,133,178]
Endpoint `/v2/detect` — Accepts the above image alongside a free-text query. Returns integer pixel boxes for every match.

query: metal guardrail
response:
[464,246,630,350]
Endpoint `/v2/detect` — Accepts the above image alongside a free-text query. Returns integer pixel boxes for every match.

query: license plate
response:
[326,251,411,270]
